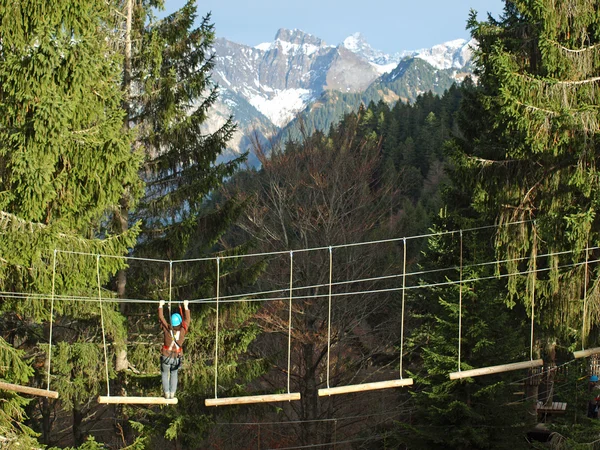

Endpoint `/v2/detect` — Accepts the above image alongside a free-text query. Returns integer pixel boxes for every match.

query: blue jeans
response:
[161,355,182,395]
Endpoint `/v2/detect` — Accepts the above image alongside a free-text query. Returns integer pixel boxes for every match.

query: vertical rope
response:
[530,232,537,361]
[97,255,110,396]
[457,230,463,372]
[326,247,333,388]
[47,249,57,392]
[582,244,590,351]
[168,261,173,326]
[333,419,337,450]
[400,238,407,378]
[168,260,173,308]
[214,257,220,399]
[287,251,293,394]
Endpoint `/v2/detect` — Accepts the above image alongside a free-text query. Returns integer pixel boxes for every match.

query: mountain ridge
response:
[206,28,475,160]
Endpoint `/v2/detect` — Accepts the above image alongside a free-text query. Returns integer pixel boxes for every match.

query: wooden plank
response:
[97,396,178,405]
[537,401,567,413]
[573,347,600,358]
[0,382,59,399]
[449,359,544,380]
[205,392,301,406]
[318,379,413,397]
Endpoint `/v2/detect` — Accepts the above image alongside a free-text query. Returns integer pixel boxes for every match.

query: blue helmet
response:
[171,313,182,327]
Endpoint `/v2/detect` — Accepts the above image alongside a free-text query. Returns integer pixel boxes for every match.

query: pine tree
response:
[397,218,531,449]
[0,0,142,445]
[454,1,600,342]
[126,1,242,266]
[105,2,260,446]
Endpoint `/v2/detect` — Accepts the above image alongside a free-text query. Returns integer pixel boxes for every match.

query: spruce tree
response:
[107,2,260,446]
[455,1,600,342]
[398,218,531,449]
[0,0,141,445]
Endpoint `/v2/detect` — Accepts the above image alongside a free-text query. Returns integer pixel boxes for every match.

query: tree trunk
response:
[112,1,133,445]
[300,341,319,446]
[73,400,84,447]
[41,398,52,445]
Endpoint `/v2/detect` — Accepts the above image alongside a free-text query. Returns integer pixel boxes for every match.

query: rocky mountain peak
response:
[207,29,475,159]
[342,32,369,53]
[273,28,324,47]
[413,38,476,70]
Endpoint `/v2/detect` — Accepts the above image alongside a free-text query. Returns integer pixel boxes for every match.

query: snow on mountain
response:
[412,38,476,70]
[248,88,312,127]
[212,28,380,134]
[342,32,406,72]
[207,29,475,156]
[342,33,475,71]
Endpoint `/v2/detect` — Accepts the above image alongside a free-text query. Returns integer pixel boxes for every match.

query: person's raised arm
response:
[182,300,191,328]
[158,300,169,330]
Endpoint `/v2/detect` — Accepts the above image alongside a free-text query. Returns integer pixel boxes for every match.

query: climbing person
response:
[158,299,191,399]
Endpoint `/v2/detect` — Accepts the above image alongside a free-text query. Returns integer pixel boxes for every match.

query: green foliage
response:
[0,339,39,449]
[50,435,108,450]
[52,341,107,409]
[0,0,142,445]
[0,1,141,228]
[454,1,600,340]
[398,220,532,449]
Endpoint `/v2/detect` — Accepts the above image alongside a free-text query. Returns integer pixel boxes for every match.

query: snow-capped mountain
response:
[342,32,475,72]
[206,29,475,158]
[212,29,380,127]
[411,38,476,70]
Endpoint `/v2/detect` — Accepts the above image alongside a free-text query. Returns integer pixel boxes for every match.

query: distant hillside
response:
[279,57,466,143]
[203,28,476,159]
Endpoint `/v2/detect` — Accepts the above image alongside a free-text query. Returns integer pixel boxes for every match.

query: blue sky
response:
[163,0,505,53]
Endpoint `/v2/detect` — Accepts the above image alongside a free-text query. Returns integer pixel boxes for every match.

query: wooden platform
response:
[205,392,301,406]
[449,359,544,380]
[536,401,567,414]
[97,396,178,405]
[574,347,600,358]
[318,379,413,396]
[0,382,59,399]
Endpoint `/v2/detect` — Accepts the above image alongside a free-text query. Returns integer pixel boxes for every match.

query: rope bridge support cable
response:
[574,245,598,359]
[94,254,177,406]
[1,250,60,399]
[449,227,544,380]
[205,253,301,407]
[319,240,413,397]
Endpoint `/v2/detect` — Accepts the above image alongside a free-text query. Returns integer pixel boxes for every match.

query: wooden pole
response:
[205,392,301,407]
[318,378,413,397]
[97,396,178,405]
[0,382,59,399]
[573,347,600,359]
[449,359,543,380]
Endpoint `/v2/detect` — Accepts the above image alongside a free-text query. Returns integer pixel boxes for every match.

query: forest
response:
[2,0,600,449]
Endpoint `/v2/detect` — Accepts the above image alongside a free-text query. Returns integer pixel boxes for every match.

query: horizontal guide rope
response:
[216,405,408,425]
[194,245,599,303]
[2,253,598,305]
[53,219,531,263]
